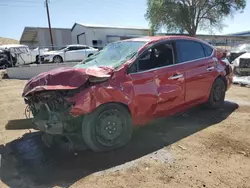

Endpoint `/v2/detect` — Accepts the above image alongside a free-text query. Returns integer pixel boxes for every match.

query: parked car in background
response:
[0,44,49,66]
[231,51,250,77]
[227,43,250,63]
[23,36,233,152]
[39,44,99,63]
[0,48,17,68]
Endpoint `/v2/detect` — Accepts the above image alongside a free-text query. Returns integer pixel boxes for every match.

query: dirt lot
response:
[0,77,249,188]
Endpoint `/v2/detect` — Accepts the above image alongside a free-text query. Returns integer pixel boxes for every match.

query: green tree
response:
[145,0,246,36]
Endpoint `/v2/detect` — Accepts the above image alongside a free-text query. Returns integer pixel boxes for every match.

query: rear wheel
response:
[82,103,133,152]
[204,78,226,109]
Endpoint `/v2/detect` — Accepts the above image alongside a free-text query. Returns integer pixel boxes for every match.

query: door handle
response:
[207,66,215,71]
[168,74,183,80]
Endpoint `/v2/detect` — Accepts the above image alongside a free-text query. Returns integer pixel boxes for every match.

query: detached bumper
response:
[33,119,64,134]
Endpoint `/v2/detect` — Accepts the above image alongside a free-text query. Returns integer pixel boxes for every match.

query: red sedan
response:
[23,36,233,152]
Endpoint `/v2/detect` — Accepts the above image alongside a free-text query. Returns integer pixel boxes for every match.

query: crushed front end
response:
[24,90,82,135]
[22,66,113,137]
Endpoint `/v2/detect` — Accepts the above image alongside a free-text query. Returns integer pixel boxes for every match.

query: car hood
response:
[22,66,114,97]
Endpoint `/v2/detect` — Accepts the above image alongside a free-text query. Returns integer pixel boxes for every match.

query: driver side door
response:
[127,41,185,121]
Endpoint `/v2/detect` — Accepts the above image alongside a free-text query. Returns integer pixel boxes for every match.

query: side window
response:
[202,43,213,57]
[128,42,175,73]
[14,48,21,53]
[19,48,25,53]
[78,46,89,50]
[67,47,78,51]
[176,40,206,63]
[20,48,28,53]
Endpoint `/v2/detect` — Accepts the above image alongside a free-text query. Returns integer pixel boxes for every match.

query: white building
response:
[20,27,72,49]
[71,23,150,48]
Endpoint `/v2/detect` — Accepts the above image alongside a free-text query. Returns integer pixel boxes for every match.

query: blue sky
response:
[1,0,250,40]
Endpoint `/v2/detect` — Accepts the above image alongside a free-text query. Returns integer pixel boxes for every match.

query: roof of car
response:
[126,35,200,42]
[66,44,89,47]
[0,44,28,49]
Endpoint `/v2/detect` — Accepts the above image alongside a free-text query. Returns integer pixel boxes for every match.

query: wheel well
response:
[54,55,63,59]
[98,102,131,114]
[217,75,227,89]
[88,53,93,57]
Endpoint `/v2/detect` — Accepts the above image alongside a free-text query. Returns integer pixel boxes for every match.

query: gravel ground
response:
[0,77,249,188]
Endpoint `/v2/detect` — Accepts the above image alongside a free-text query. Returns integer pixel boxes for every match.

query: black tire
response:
[82,103,133,152]
[53,55,63,63]
[88,53,93,57]
[204,78,226,109]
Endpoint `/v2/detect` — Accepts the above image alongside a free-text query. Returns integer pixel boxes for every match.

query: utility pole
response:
[45,0,54,50]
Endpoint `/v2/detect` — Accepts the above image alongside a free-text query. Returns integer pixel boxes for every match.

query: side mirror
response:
[127,62,138,74]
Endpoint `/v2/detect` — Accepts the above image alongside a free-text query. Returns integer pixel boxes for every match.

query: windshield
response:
[231,44,250,52]
[74,41,147,69]
[59,46,67,51]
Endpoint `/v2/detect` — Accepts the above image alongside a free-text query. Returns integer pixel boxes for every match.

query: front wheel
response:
[82,103,133,152]
[204,78,226,109]
[53,55,63,63]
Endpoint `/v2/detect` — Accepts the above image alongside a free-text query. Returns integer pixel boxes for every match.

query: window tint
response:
[68,47,78,51]
[134,42,174,72]
[78,46,89,50]
[176,40,205,63]
[202,43,213,57]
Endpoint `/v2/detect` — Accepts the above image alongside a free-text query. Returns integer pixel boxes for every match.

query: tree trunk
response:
[189,29,196,37]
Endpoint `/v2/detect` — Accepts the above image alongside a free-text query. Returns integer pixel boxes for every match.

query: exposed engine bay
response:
[24,77,107,136]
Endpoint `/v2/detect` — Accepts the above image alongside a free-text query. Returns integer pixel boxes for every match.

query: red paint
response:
[23,36,232,125]
[22,66,113,96]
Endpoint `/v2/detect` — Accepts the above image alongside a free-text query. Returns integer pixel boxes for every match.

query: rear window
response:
[202,44,213,57]
[176,40,206,63]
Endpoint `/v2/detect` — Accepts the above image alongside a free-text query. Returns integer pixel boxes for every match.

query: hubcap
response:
[95,109,123,146]
[54,57,61,63]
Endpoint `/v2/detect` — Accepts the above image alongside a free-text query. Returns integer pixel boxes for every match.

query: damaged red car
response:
[22,36,233,152]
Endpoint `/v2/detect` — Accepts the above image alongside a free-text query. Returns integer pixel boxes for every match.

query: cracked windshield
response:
[0,0,250,188]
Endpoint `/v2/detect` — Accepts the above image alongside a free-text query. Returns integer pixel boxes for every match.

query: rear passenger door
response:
[77,46,89,60]
[175,40,217,103]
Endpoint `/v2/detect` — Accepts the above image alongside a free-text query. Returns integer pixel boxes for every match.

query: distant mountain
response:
[0,37,19,45]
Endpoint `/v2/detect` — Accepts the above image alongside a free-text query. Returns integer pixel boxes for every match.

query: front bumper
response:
[40,56,53,63]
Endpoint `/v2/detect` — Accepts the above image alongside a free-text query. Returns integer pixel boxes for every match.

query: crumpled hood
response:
[22,66,114,97]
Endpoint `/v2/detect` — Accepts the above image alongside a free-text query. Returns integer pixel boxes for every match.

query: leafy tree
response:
[145,0,246,36]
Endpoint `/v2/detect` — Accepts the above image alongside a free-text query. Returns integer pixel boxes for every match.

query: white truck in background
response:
[0,44,49,66]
